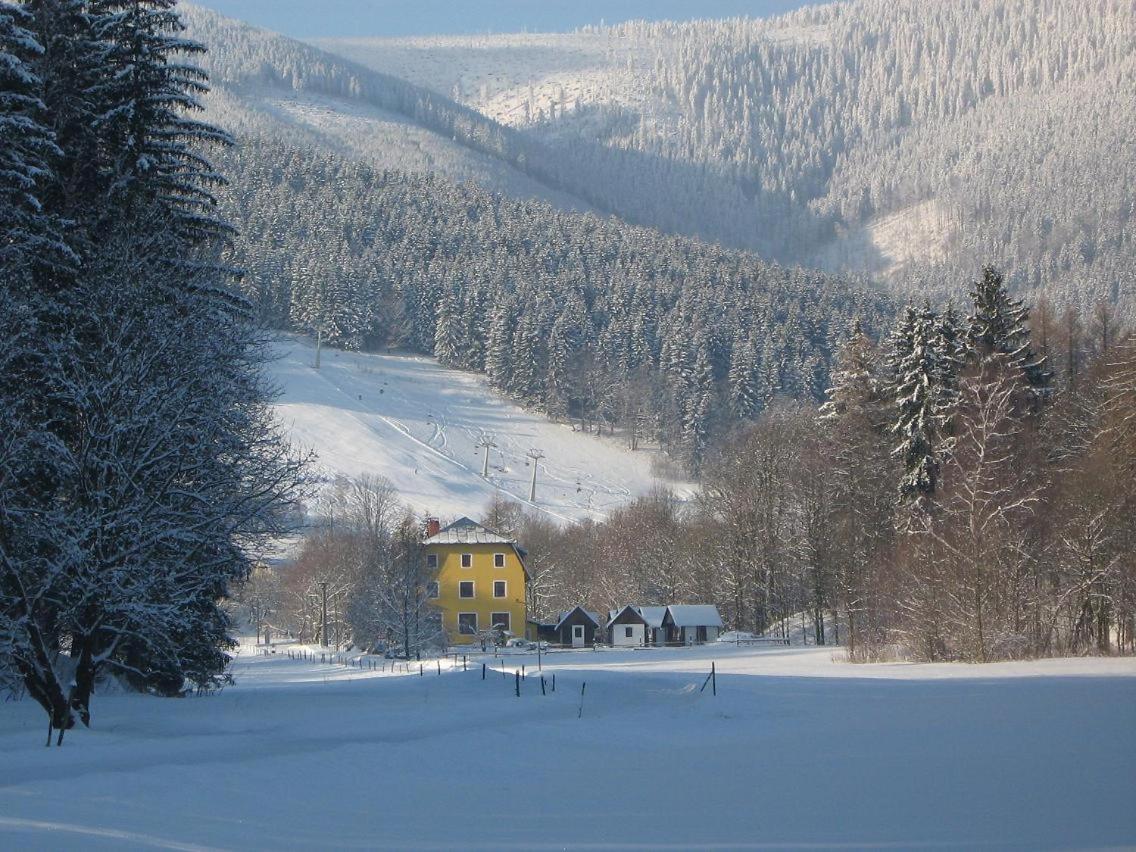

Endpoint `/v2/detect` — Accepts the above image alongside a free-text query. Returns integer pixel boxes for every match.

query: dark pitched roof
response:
[555,606,600,630]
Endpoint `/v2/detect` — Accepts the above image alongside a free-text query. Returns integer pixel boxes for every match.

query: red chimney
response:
[425,517,441,538]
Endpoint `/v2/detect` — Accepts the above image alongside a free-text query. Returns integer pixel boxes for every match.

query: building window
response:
[494,553,506,568]
[426,581,439,599]
[461,553,472,568]
[459,580,474,599]
[624,626,633,638]
[458,613,477,635]
[493,580,506,598]
[426,554,438,569]
[491,612,511,633]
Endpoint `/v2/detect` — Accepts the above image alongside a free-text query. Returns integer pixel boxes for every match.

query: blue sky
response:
[191,1,826,38]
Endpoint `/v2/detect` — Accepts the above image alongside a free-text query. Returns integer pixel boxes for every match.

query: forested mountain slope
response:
[180,6,594,212]
[215,137,891,469]
[182,6,818,259]
[320,0,1136,315]
[178,6,894,470]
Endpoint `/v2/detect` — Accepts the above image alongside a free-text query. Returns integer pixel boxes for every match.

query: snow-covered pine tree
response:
[682,341,717,469]
[0,2,70,274]
[20,0,105,263]
[484,293,516,390]
[888,304,957,509]
[1,0,305,743]
[90,0,234,250]
[509,313,545,402]
[544,290,591,419]
[727,333,761,419]
[432,281,463,366]
[967,267,1053,408]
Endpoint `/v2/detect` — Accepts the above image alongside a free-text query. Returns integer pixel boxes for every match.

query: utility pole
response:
[527,448,545,502]
[319,581,329,648]
[477,435,498,478]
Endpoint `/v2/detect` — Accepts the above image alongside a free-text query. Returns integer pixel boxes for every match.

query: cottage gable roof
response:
[606,605,645,627]
[424,516,515,546]
[636,606,668,628]
[555,606,600,630]
[664,605,724,628]
[606,604,667,628]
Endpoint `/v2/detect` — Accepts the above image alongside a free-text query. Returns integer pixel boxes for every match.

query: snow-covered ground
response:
[809,199,953,281]
[270,336,691,524]
[1,641,1132,849]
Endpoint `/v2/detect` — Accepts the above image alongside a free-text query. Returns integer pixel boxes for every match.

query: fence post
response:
[541,676,546,696]
[437,660,441,675]
[552,674,556,692]
[515,670,520,698]
[463,655,467,671]
[419,664,423,677]
[712,661,717,696]
[522,665,525,681]
[578,682,586,718]
[482,663,486,680]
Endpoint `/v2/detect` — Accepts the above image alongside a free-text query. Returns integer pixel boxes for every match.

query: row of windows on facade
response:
[426,553,508,569]
[426,579,509,599]
[457,612,511,635]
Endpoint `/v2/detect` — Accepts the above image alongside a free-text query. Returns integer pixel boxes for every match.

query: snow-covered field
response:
[1,642,1133,850]
[270,336,691,524]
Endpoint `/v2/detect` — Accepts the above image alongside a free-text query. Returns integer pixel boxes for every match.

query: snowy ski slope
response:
[269,336,692,524]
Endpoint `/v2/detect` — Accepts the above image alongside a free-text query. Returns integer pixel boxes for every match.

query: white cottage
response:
[661,605,724,645]
[606,605,668,647]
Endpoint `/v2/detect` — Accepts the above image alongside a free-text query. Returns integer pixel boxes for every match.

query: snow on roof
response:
[556,606,600,629]
[636,606,668,628]
[665,605,724,628]
[423,516,516,546]
[606,604,666,628]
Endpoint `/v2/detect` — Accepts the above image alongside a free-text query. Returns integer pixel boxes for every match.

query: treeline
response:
[0,1,303,741]
[261,269,1135,662]
[241,477,441,659]
[217,138,892,469]
[493,271,1136,661]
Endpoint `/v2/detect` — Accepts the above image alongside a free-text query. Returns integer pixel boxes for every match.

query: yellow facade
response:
[425,540,527,646]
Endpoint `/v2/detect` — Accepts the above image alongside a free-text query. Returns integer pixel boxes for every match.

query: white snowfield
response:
[269,336,691,523]
[0,643,1133,850]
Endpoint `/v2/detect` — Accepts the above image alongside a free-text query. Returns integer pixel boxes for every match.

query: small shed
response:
[607,605,668,647]
[555,606,600,648]
[608,605,648,646]
[527,618,559,644]
[662,605,724,645]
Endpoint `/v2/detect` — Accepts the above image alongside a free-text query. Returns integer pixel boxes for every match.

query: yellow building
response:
[423,517,528,646]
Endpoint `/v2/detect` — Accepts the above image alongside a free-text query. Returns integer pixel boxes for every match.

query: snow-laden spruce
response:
[0,0,305,744]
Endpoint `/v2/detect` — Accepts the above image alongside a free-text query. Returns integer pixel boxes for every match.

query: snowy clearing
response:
[313,32,667,129]
[809,199,953,281]
[1,642,1132,849]
[269,336,691,524]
